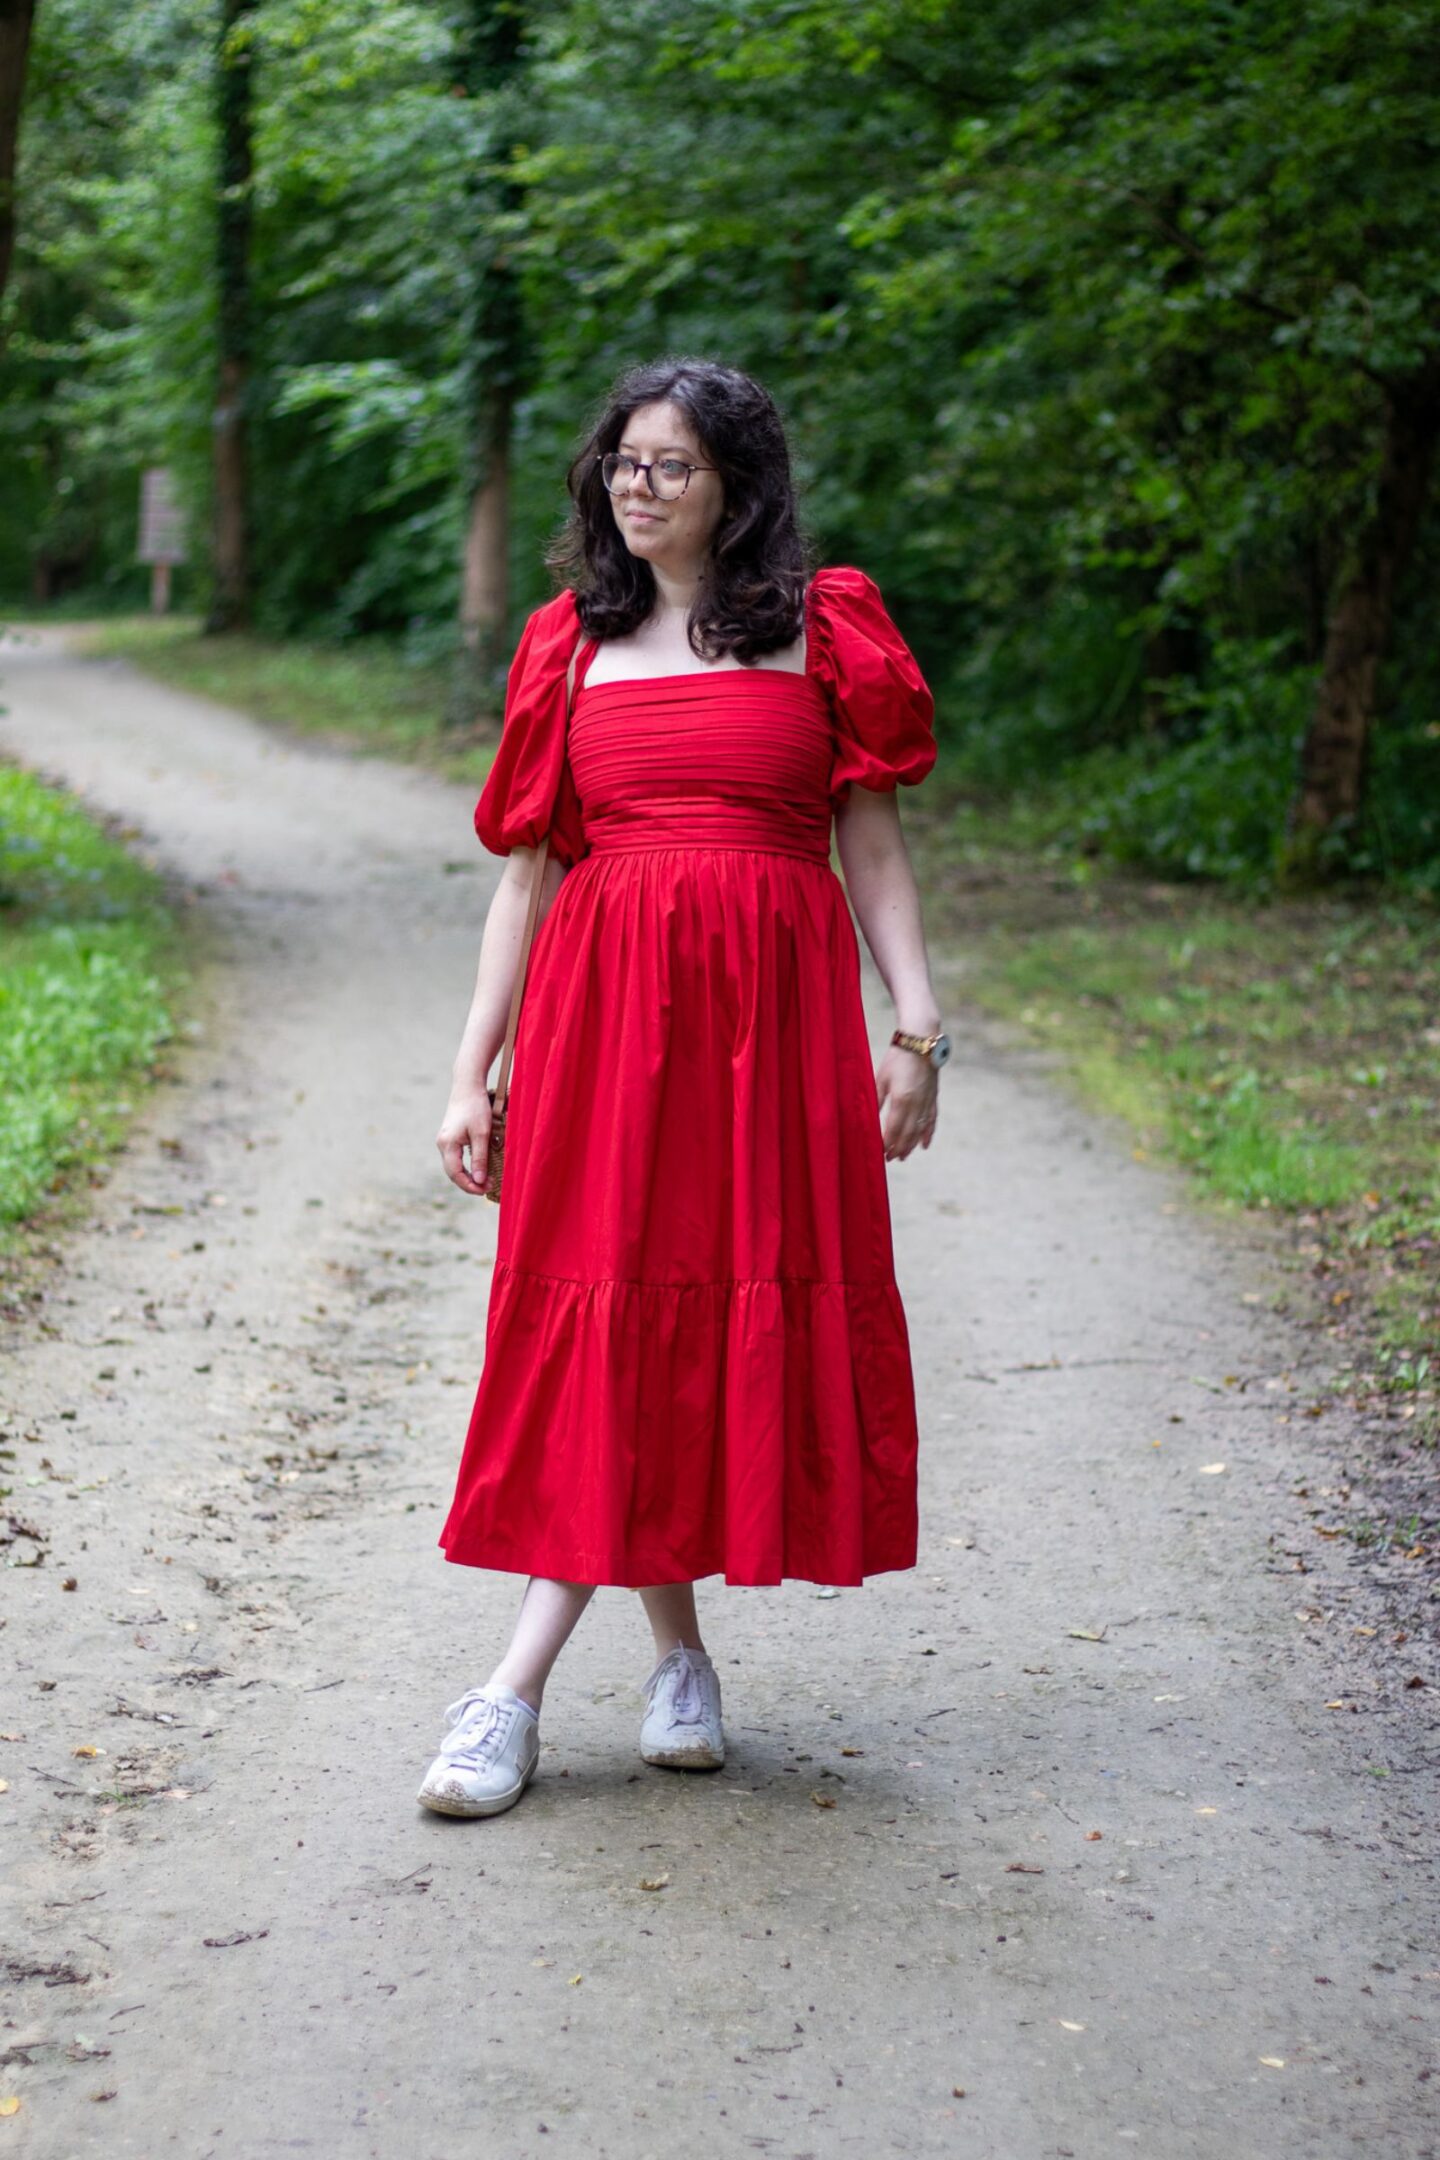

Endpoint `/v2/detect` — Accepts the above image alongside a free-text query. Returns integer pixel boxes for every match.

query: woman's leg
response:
[486,1576,596,1712]
[637,1581,706,1660]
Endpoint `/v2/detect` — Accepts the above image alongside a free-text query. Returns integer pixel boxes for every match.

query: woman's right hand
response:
[437,1086,493,1197]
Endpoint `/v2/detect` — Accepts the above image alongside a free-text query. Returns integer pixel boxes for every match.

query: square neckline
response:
[575,665,819,696]
[573,587,822,698]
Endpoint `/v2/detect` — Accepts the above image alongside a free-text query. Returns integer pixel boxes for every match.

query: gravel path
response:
[2,630,1434,2159]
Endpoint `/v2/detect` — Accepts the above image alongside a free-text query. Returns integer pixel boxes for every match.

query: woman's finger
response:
[883,1094,938,1161]
[438,1124,487,1196]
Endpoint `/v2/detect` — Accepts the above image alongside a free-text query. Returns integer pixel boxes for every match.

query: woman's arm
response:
[436,845,568,1195]
[834,785,944,1162]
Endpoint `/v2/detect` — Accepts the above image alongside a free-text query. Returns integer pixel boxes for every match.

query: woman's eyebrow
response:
[618,441,694,457]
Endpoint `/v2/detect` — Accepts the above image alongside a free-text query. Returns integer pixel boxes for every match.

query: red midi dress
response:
[438,565,937,1589]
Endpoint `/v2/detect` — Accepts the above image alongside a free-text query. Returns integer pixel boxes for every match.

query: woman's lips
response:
[627,511,662,524]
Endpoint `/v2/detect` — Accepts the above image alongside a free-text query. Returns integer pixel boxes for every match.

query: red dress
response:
[438,566,937,1588]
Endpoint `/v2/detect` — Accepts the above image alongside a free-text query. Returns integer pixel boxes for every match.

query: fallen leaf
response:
[72,1745,103,1759]
[1198,1463,1226,1475]
[0,1780,8,1794]
[1005,1863,1044,1874]
[1196,1806,1218,1816]
[840,1747,864,1757]
[1259,2056,1285,2069]
[62,1578,78,1592]
[1067,1627,1107,1642]
[1058,2020,1085,2033]
[202,1930,268,1948]
[951,2085,966,2098]
[1085,1830,1102,1841]
[638,1873,670,1891]
[568,1974,583,1986]
[810,1791,837,1809]
[0,2097,20,2116]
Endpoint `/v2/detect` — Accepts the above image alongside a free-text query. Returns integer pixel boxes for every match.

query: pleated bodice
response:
[569,669,836,863]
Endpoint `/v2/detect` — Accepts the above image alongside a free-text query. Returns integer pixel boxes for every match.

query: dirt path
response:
[1,630,1434,2160]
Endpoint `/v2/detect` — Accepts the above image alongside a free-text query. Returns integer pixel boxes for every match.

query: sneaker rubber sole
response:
[416,1755,536,1818]
[641,1737,725,1771]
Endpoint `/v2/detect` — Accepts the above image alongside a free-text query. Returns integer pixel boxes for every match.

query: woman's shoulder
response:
[808,563,879,599]
[805,564,912,658]
[509,587,584,684]
[519,585,582,645]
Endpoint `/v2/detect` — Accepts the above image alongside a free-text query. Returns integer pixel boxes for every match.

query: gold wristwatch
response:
[891,1027,951,1069]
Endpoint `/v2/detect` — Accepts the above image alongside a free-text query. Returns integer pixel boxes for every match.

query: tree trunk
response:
[458,394,511,655]
[1141,611,1203,738]
[1282,361,1440,879]
[448,422,514,739]
[0,0,36,316]
[446,0,530,732]
[206,0,257,634]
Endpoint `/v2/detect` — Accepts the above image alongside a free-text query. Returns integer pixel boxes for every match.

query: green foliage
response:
[0,766,177,1228]
[2,0,1438,878]
[917,860,1439,1362]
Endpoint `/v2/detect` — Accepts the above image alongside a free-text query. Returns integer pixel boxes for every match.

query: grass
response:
[70,615,490,785]
[908,778,1440,1442]
[27,617,1440,1451]
[0,761,183,1250]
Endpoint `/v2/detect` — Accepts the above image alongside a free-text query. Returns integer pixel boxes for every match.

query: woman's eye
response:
[657,460,688,480]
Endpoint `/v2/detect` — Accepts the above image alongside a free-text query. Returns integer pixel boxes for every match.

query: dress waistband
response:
[583,799,832,863]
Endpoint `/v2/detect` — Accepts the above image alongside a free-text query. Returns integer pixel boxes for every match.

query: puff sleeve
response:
[806,566,937,807]
[473,589,589,868]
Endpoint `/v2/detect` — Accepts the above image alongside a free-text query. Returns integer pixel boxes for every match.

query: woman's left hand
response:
[876,1044,939,1162]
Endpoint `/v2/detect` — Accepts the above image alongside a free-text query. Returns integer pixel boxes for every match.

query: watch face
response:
[931,1034,952,1067]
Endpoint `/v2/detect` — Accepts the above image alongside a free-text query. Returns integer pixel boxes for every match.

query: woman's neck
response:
[650,561,706,614]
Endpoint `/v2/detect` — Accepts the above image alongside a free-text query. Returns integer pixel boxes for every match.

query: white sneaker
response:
[640,1644,725,1770]
[416,1683,540,1818]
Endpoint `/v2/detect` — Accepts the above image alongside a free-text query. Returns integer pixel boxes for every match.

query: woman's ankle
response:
[487,1666,543,1716]
[649,1630,706,1662]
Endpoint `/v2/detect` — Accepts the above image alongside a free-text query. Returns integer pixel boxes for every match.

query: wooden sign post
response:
[137,468,187,613]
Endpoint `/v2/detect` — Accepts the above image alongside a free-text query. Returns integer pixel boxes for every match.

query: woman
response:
[418,356,950,1819]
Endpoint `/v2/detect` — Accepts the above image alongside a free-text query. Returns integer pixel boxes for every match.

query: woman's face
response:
[607,399,726,576]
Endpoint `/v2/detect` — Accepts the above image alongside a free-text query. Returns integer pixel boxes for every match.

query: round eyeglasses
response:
[599,452,717,501]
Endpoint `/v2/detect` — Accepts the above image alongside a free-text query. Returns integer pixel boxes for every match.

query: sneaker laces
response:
[437,1688,514,1767]
[646,1647,709,1725]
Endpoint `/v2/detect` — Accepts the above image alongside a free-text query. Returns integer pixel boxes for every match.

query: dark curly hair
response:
[546,355,814,664]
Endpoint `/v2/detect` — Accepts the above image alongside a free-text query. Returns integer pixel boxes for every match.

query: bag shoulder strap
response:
[490,627,588,1115]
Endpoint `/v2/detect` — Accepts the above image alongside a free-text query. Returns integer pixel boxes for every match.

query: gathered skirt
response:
[439,670,922,1587]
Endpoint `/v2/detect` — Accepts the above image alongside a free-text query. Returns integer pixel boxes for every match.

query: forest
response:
[3,0,1438,891]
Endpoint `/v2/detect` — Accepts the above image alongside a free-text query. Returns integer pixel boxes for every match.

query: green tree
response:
[0,0,37,314]
[209,0,258,630]
[449,0,535,726]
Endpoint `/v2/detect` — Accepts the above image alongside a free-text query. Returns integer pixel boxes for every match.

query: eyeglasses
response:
[598,452,717,501]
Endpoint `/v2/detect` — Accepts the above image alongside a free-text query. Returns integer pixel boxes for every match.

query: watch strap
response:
[892,1028,943,1058]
